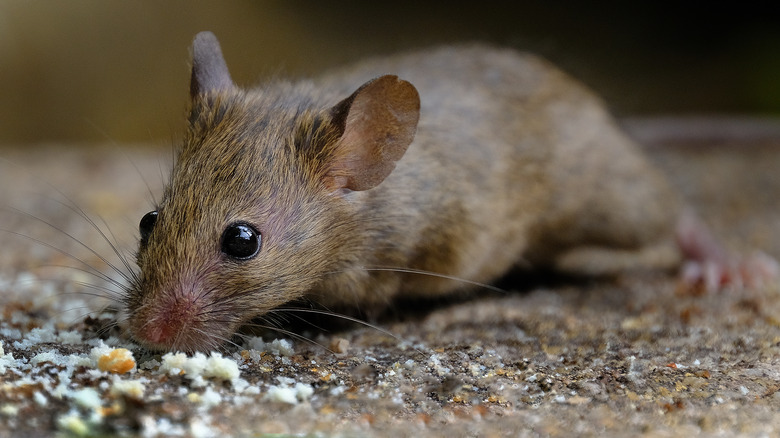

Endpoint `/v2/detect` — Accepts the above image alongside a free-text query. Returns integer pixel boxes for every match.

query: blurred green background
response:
[1,1,780,145]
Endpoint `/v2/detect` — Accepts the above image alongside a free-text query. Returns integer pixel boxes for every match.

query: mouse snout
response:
[128,282,237,352]
[133,301,194,346]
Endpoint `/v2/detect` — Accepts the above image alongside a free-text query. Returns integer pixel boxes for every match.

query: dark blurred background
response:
[2,1,780,145]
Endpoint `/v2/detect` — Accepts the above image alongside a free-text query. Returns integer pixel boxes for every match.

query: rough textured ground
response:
[1,117,779,437]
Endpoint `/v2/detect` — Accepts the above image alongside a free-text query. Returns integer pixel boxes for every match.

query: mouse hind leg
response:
[548,195,779,289]
[543,179,779,289]
[533,127,686,277]
[552,240,681,276]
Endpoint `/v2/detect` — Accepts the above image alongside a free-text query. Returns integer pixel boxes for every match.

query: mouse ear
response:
[323,75,420,192]
[190,31,235,98]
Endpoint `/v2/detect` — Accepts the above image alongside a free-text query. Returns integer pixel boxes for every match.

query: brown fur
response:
[125,32,683,352]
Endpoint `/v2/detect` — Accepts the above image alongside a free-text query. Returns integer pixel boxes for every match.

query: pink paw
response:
[680,251,779,294]
[676,210,779,293]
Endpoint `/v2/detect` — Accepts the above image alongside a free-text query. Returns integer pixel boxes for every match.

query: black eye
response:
[221,222,261,260]
[139,211,158,246]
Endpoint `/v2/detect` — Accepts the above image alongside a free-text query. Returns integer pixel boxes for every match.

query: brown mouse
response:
[123,31,771,352]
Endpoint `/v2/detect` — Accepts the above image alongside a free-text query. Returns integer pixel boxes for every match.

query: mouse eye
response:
[221,222,261,260]
[139,211,158,246]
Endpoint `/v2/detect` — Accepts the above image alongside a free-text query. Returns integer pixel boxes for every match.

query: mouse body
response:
[125,32,696,352]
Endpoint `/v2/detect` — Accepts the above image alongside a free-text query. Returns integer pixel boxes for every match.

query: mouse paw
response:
[679,251,779,295]
[733,251,780,288]
[679,259,726,295]
[675,210,779,294]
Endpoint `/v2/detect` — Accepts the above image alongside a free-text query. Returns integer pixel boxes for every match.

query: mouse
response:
[122,31,776,352]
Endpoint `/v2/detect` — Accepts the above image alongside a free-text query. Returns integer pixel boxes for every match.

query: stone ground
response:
[1,117,779,437]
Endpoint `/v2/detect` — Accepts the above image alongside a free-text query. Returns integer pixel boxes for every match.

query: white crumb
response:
[203,353,240,381]
[57,412,90,436]
[110,377,145,399]
[189,416,218,438]
[199,387,222,408]
[57,330,83,344]
[246,337,294,357]
[264,381,314,405]
[71,388,102,410]
[33,391,47,406]
[159,352,190,375]
[1,404,20,416]
[159,352,241,382]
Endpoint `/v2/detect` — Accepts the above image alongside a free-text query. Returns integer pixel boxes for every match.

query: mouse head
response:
[124,32,420,352]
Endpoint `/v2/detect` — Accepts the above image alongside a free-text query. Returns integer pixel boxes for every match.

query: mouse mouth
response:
[130,312,241,353]
[128,290,243,353]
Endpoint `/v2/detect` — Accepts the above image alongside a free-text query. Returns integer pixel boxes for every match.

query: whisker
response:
[1,157,139,294]
[55,288,117,303]
[61,307,105,325]
[1,157,135,269]
[93,320,121,341]
[94,214,138,278]
[84,120,162,207]
[38,198,137,281]
[67,281,126,303]
[2,208,133,285]
[0,228,127,290]
[238,321,333,353]
[43,304,105,328]
[363,266,507,293]
[33,263,128,295]
[318,265,507,294]
[190,327,240,353]
[268,306,330,333]
[270,307,411,348]
[7,274,118,317]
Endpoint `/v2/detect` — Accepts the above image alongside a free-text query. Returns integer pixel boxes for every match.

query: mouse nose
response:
[130,284,208,351]
[133,301,195,348]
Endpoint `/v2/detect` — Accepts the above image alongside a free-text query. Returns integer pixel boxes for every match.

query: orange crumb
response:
[97,348,136,374]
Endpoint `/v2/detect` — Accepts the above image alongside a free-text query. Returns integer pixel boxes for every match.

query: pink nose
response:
[132,296,200,349]
[139,320,178,345]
